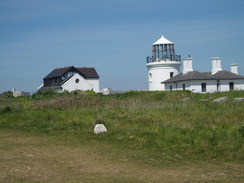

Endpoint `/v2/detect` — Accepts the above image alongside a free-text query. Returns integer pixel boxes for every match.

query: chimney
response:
[211,57,222,75]
[183,57,193,74]
[230,64,238,74]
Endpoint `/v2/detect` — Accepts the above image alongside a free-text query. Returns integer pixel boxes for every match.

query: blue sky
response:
[1,0,244,93]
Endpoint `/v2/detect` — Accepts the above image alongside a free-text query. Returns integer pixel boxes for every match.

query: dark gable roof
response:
[163,70,244,83]
[77,67,99,78]
[44,66,99,79]
[44,66,75,79]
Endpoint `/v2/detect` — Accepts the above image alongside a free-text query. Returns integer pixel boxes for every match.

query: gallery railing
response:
[146,55,181,63]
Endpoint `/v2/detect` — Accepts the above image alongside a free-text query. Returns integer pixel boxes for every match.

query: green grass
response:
[0,90,243,165]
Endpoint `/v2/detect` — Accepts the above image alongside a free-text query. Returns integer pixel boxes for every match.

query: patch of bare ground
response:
[0,130,243,183]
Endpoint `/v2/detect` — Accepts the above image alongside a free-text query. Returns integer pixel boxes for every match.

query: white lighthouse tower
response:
[146,35,181,91]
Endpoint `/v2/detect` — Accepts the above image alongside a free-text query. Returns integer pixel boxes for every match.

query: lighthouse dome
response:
[153,35,173,45]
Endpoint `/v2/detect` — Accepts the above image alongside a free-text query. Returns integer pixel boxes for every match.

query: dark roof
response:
[77,67,99,78]
[211,70,244,80]
[163,71,213,83]
[163,70,244,83]
[44,66,75,79]
[44,66,99,79]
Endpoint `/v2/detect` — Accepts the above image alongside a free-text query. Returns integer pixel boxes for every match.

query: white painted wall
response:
[146,61,181,91]
[61,73,99,92]
[165,79,244,93]
[86,78,100,92]
[165,81,190,91]
[190,80,217,93]
[218,80,244,92]
[165,80,215,93]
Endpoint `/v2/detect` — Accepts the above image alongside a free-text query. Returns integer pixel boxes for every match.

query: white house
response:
[163,57,244,93]
[40,66,100,93]
[146,36,244,93]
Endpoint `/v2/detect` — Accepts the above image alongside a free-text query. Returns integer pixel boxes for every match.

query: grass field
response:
[0,90,243,182]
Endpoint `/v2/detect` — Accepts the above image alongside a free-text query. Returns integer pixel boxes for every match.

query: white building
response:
[146,35,181,91]
[146,36,244,93]
[40,66,100,93]
[164,57,244,93]
[102,88,126,95]
[13,88,30,97]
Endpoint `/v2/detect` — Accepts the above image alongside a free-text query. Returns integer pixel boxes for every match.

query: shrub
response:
[22,99,36,111]
[0,106,12,113]
[84,90,97,95]
[0,91,13,100]
[32,89,57,99]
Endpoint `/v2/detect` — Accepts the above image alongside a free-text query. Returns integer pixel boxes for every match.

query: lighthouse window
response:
[149,73,152,82]
[170,72,174,78]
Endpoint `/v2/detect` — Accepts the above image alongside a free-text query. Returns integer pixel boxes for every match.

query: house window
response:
[170,85,173,91]
[62,71,77,81]
[75,79,79,83]
[183,84,185,90]
[53,77,59,84]
[201,83,206,92]
[170,72,174,78]
[229,82,234,91]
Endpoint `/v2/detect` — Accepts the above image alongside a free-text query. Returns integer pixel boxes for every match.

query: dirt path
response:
[0,130,243,182]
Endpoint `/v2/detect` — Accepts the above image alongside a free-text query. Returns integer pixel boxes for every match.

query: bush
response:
[0,91,13,99]
[84,90,97,95]
[32,89,57,99]
[0,106,12,113]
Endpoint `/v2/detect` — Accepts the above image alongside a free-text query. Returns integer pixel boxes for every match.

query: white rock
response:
[94,124,107,134]
[212,97,228,103]
[234,97,244,102]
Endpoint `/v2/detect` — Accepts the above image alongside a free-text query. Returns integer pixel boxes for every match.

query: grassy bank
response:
[0,90,243,165]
